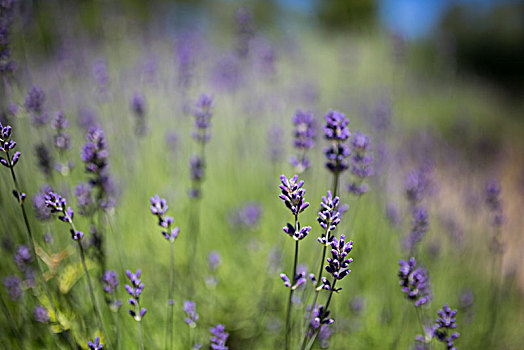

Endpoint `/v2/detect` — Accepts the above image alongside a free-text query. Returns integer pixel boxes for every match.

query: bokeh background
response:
[1,0,524,349]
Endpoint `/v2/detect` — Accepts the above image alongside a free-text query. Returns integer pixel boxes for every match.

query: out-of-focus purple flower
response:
[235,7,254,58]
[208,251,222,272]
[35,143,54,178]
[250,36,276,77]
[405,168,432,207]
[326,234,353,281]
[347,131,373,196]
[210,323,229,350]
[279,174,310,217]
[192,94,214,144]
[88,336,103,350]
[131,92,147,136]
[25,86,49,126]
[324,110,351,175]
[125,269,147,321]
[33,185,53,221]
[52,111,71,151]
[290,110,316,173]
[306,305,334,337]
[75,182,94,216]
[14,244,32,271]
[34,305,50,323]
[267,123,284,163]
[165,131,179,153]
[350,295,366,314]
[189,155,204,198]
[92,58,110,98]
[404,206,429,252]
[432,305,460,350]
[211,54,241,92]
[175,32,199,88]
[398,257,432,307]
[77,106,98,131]
[102,270,119,295]
[229,202,262,229]
[386,202,401,226]
[3,275,22,301]
[318,324,333,349]
[459,288,474,310]
[44,191,84,241]
[0,0,17,78]
[183,300,199,327]
[485,180,504,228]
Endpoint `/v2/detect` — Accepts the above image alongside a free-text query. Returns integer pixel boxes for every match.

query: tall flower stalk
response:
[290,110,315,174]
[278,174,311,350]
[150,194,180,350]
[125,269,147,350]
[188,94,214,292]
[323,110,351,196]
[44,191,111,348]
[1,122,72,343]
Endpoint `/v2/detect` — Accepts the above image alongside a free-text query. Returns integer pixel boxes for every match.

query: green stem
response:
[303,280,337,350]
[138,320,144,350]
[4,149,74,348]
[285,225,300,350]
[165,240,175,350]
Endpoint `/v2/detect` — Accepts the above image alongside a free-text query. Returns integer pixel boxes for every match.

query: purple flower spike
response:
[34,305,50,323]
[192,93,214,144]
[323,110,351,174]
[325,234,354,281]
[280,272,306,290]
[290,110,316,173]
[279,174,309,217]
[1,122,21,169]
[347,131,373,196]
[87,336,103,350]
[183,300,199,327]
[398,257,432,307]
[125,268,146,321]
[149,194,180,242]
[433,304,460,349]
[210,323,229,350]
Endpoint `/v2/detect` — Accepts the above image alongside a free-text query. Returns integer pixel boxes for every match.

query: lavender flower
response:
[183,300,199,327]
[306,305,334,337]
[208,251,222,272]
[211,54,241,93]
[25,86,49,126]
[485,180,504,227]
[404,207,429,253]
[3,275,22,301]
[433,305,460,349]
[324,110,351,175]
[88,336,103,350]
[189,155,204,198]
[325,234,354,281]
[75,182,95,216]
[102,270,119,295]
[0,0,16,78]
[229,202,262,229]
[131,92,147,136]
[317,191,341,245]
[52,111,71,151]
[35,143,54,178]
[267,123,284,163]
[14,244,32,271]
[290,110,316,173]
[279,174,310,217]
[0,121,21,169]
[92,58,110,99]
[347,131,373,195]
[280,272,306,290]
[150,194,180,242]
[125,269,147,321]
[192,94,214,144]
[405,168,432,207]
[34,305,50,323]
[398,257,432,307]
[210,323,229,350]
[235,7,254,58]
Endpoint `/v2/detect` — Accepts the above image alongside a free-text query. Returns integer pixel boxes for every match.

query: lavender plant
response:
[125,269,147,350]
[278,174,311,350]
[290,110,316,174]
[323,110,351,195]
[183,300,200,348]
[88,336,104,350]
[210,323,229,350]
[347,131,373,196]
[45,191,111,347]
[150,194,180,350]
[0,0,17,82]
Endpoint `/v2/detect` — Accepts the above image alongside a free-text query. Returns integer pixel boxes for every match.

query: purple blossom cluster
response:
[0,0,17,78]
[279,174,310,218]
[290,110,316,173]
[0,121,20,168]
[210,323,229,350]
[229,202,262,229]
[347,131,373,196]
[183,300,199,327]
[398,257,432,307]
[324,110,351,175]
[88,336,103,350]
[34,305,50,323]
[317,191,341,245]
[485,180,504,227]
[192,94,214,144]
[125,269,147,321]
[25,86,50,126]
[150,194,180,242]
[44,192,84,240]
[52,111,71,151]
[325,235,353,281]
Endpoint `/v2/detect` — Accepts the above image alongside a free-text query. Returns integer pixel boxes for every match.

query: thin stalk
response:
[3,150,74,348]
[165,240,175,350]
[0,293,24,349]
[304,280,337,350]
[285,238,300,350]
[77,240,112,348]
[138,320,144,350]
